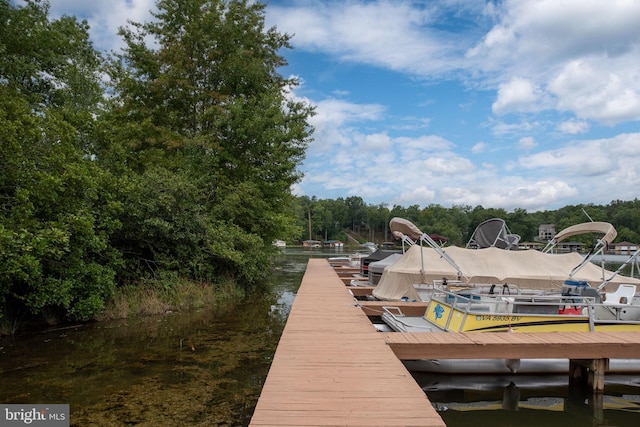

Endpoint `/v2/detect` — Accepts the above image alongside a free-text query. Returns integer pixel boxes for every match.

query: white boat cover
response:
[372,245,640,301]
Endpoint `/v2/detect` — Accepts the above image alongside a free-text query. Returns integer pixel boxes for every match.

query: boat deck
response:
[250,258,445,426]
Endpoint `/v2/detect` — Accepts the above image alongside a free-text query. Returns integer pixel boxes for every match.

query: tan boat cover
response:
[390,217,423,240]
[372,245,640,301]
[552,221,617,245]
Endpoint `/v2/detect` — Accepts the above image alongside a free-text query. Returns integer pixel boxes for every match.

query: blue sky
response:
[45,0,640,212]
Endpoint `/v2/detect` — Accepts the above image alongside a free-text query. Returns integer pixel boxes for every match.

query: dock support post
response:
[568,359,607,423]
[569,358,608,392]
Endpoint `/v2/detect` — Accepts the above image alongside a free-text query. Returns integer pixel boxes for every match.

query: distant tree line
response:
[0,0,313,323]
[293,196,640,247]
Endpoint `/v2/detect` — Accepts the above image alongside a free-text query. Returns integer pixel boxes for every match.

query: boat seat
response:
[603,284,637,306]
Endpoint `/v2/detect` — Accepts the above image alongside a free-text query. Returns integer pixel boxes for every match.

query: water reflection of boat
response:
[412,372,640,396]
[413,371,640,421]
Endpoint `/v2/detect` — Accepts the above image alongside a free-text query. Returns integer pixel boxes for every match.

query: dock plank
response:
[250,259,445,427]
[383,331,640,360]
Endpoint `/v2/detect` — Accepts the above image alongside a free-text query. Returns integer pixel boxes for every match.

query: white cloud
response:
[396,187,437,206]
[467,0,640,72]
[49,0,157,52]
[472,142,488,154]
[492,77,550,115]
[550,60,640,124]
[518,137,536,150]
[356,132,393,152]
[487,118,538,136]
[557,119,589,134]
[304,97,385,155]
[266,1,467,76]
[45,0,640,211]
[521,133,640,177]
[469,0,640,124]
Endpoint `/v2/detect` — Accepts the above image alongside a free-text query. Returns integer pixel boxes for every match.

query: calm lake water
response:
[2,247,640,426]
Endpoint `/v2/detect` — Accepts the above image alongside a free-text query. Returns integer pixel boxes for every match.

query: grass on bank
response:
[97,277,244,321]
[0,278,244,335]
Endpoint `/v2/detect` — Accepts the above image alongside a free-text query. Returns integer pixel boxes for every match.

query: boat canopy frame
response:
[466,218,521,250]
[543,222,618,279]
[390,217,462,278]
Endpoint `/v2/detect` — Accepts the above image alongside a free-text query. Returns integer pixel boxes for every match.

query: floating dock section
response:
[250,258,445,426]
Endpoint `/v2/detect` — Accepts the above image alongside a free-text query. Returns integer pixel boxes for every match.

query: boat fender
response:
[505,358,521,373]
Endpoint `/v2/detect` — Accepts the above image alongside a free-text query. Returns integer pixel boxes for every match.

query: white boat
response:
[328,252,368,268]
[381,283,640,373]
[377,218,640,374]
[372,219,640,302]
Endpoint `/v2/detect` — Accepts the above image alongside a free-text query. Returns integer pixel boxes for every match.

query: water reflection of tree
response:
[1,250,309,426]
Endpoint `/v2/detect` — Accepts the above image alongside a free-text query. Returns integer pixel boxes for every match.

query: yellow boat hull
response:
[425,298,640,332]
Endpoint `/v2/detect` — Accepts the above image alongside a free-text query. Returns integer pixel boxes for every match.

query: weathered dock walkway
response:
[251,258,640,425]
[250,258,445,426]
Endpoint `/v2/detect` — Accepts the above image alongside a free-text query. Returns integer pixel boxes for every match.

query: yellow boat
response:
[424,285,640,333]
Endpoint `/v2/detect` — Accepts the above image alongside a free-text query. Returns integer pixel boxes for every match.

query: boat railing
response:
[413,281,552,300]
[433,289,595,315]
[431,288,640,322]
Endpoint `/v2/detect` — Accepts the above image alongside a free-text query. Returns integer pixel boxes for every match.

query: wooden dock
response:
[251,258,640,425]
[384,330,640,389]
[383,331,640,360]
[250,258,445,426]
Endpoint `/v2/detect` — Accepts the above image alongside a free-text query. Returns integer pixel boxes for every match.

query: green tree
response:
[101,0,314,283]
[345,196,366,232]
[0,0,119,322]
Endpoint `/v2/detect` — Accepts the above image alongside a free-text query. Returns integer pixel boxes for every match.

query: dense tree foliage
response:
[0,0,119,322]
[1,0,313,326]
[295,196,640,248]
[99,0,313,284]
